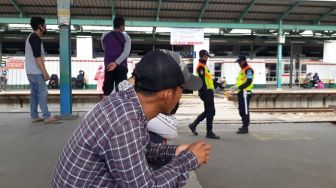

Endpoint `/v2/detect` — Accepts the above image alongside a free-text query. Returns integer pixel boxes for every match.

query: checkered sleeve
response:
[99,118,198,187]
[146,143,177,164]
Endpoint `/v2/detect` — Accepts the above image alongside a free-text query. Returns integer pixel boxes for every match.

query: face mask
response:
[40,25,47,35]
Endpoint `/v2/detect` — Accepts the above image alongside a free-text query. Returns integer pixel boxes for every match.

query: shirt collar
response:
[125,88,148,125]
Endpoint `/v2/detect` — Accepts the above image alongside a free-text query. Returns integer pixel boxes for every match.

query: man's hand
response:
[230,85,238,92]
[44,72,50,81]
[106,62,117,72]
[187,141,211,165]
[175,144,190,156]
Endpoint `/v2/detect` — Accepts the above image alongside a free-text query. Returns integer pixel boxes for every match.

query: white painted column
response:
[193,38,210,74]
[76,36,93,59]
[323,40,336,63]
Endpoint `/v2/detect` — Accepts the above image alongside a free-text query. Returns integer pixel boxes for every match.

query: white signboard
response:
[171,28,204,45]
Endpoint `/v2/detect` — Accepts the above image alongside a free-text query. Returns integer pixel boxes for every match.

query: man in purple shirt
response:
[51,49,211,187]
[101,16,131,97]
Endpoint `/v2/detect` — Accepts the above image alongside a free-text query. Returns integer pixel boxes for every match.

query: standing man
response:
[189,50,220,139]
[101,16,131,97]
[52,50,211,187]
[231,55,254,134]
[0,61,8,91]
[25,17,61,124]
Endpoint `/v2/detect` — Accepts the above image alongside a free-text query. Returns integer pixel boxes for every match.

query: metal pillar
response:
[289,42,294,88]
[0,33,2,63]
[58,0,72,115]
[276,20,283,89]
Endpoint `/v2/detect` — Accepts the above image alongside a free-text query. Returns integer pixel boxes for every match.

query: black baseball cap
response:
[199,50,212,58]
[133,49,202,91]
[235,55,247,63]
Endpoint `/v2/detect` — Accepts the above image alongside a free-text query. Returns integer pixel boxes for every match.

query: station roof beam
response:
[237,0,257,23]
[156,0,162,21]
[198,0,209,22]
[9,0,27,18]
[110,0,115,21]
[277,1,300,21]
[314,5,336,25]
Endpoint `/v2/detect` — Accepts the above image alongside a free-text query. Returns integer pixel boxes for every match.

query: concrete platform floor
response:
[0,112,336,188]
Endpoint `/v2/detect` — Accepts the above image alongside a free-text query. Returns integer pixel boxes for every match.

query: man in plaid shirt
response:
[51,49,211,187]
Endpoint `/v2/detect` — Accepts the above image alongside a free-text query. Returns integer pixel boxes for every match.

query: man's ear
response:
[160,89,173,103]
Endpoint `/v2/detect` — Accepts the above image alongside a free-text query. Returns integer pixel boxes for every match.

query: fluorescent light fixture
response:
[231,29,251,34]
[126,27,153,32]
[290,41,306,44]
[204,28,219,33]
[4,36,23,39]
[156,27,171,32]
[132,38,145,41]
[264,40,277,44]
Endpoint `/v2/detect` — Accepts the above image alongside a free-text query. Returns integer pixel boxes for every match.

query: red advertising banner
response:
[6,58,25,69]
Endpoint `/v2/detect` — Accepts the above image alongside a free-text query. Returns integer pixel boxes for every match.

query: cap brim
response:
[183,74,203,91]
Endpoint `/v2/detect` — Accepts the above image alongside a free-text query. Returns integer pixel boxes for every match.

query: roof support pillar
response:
[152,27,156,50]
[277,20,283,89]
[57,0,72,115]
[0,32,2,65]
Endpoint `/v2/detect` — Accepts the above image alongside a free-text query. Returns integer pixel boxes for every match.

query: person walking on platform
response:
[101,16,131,98]
[189,50,220,139]
[231,55,254,134]
[25,17,61,124]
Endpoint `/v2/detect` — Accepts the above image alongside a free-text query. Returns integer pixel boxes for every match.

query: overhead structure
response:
[198,0,209,22]
[314,5,336,25]
[111,0,115,21]
[0,0,335,27]
[156,0,162,21]
[8,0,27,18]
[277,1,300,21]
[237,0,257,23]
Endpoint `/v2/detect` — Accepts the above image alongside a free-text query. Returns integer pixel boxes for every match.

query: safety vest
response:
[236,64,254,91]
[196,63,214,90]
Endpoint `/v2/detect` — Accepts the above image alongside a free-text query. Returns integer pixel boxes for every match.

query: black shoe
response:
[236,128,249,134]
[206,131,220,139]
[188,124,198,136]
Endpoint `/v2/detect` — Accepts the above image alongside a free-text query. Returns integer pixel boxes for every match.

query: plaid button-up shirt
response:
[51,88,198,188]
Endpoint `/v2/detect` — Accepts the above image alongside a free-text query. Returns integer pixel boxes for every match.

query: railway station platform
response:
[1,96,336,188]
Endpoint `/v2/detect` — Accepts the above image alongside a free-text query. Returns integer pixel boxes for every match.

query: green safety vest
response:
[236,64,254,91]
[196,63,214,90]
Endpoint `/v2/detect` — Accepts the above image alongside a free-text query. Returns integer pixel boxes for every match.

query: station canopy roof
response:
[0,0,336,31]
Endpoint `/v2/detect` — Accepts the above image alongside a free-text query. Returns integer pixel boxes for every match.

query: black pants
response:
[192,90,216,132]
[102,65,128,96]
[238,91,252,129]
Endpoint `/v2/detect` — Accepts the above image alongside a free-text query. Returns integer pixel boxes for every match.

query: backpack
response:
[48,74,59,89]
[76,71,85,89]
